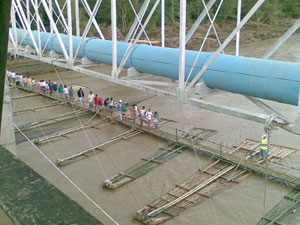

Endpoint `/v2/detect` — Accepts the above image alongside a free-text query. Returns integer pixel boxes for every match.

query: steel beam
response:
[178,0,187,101]
[53,0,69,32]
[263,18,300,59]
[124,0,151,43]
[186,0,217,44]
[75,0,80,36]
[73,0,103,60]
[161,0,165,47]
[187,0,266,91]
[49,0,53,32]
[81,0,105,39]
[116,0,160,78]
[40,0,70,60]
[67,0,73,65]
[236,0,242,56]
[111,0,117,80]
[15,0,40,54]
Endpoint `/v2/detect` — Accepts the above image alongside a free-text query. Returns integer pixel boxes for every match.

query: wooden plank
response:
[147,165,235,217]
[141,158,163,164]
[13,102,66,115]
[56,129,141,166]
[11,93,38,100]
[36,121,108,144]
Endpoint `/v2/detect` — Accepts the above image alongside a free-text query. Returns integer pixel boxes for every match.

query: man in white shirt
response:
[145,108,153,129]
[88,91,95,109]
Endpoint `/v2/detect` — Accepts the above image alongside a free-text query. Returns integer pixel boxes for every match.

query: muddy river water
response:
[7,33,300,225]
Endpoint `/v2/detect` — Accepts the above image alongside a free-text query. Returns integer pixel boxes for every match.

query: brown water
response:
[9,33,300,225]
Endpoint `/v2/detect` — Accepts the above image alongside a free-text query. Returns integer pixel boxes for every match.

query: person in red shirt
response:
[98,97,103,114]
[94,94,99,111]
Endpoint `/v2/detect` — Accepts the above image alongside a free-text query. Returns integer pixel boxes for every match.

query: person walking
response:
[145,108,153,129]
[153,111,160,129]
[109,97,114,116]
[261,134,268,160]
[88,91,95,109]
[63,85,69,100]
[77,88,85,105]
[58,84,63,99]
[53,82,58,97]
[68,86,74,101]
[139,106,146,127]
[117,100,123,120]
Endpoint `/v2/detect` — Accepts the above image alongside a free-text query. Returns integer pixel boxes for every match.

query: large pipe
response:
[13,28,300,106]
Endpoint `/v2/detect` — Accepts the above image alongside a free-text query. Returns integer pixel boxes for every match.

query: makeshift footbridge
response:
[14,85,300,225]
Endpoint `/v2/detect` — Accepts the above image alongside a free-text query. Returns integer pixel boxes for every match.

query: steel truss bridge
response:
[8,0,300,135]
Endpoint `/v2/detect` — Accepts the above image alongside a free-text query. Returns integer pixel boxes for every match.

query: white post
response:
[67,0,73,65]
[161,0,165,47]
[111,0,117,80]
[178,0,187,102]
[236,0,242,56]
[26,0,30,25]
[35,0,41,57]
[11,5,18,57]
[75,0,80,36]
[49,0,53,33]
[40,0,70,61]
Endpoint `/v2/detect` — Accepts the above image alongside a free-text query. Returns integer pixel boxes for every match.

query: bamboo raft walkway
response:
[35,120,109,145]
[15,85,300,187]
[16,110,87,132]
[12,101,67,116]
[103,127,217,189]
[134,139,296,225]
[11,93,38,100]
[256,187,300,225]
[56,128,143,166]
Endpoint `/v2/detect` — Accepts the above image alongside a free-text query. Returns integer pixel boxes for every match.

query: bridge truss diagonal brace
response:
[13,0,40,54]
[186,0,267,91]
[73,0,103,61]
[263,17,300,59]
[40,0,70,61]
[124,0,151,43]
[115,0,160,79]
[81,0,105,40]
[186,0,217,44]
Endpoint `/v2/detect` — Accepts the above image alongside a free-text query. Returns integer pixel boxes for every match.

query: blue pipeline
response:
[14,28,300,106]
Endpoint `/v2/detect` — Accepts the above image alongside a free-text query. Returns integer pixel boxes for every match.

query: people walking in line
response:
[77,88,85,105]
[58,84,63,99]
[68,86,74,101]
[63,85,69,100]
[88,91,95,109]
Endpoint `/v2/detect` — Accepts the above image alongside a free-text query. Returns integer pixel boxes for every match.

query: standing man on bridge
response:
[261,134,268,160]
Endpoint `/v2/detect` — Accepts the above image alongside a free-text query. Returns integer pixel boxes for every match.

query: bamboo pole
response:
[56,129,141,166]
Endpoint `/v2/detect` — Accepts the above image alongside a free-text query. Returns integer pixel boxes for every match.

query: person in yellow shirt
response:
[261,134,268,159]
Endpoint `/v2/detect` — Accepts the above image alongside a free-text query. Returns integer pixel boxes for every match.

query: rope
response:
[13,123,120,225]
[54,68,109,180]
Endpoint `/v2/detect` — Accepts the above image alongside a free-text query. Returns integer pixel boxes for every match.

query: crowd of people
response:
[7,70,161,129]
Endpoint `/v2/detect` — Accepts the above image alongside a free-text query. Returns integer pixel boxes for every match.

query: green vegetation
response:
[28,0,300,35]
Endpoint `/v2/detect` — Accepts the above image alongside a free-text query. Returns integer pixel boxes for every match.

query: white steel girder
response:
[10,0,300,135]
